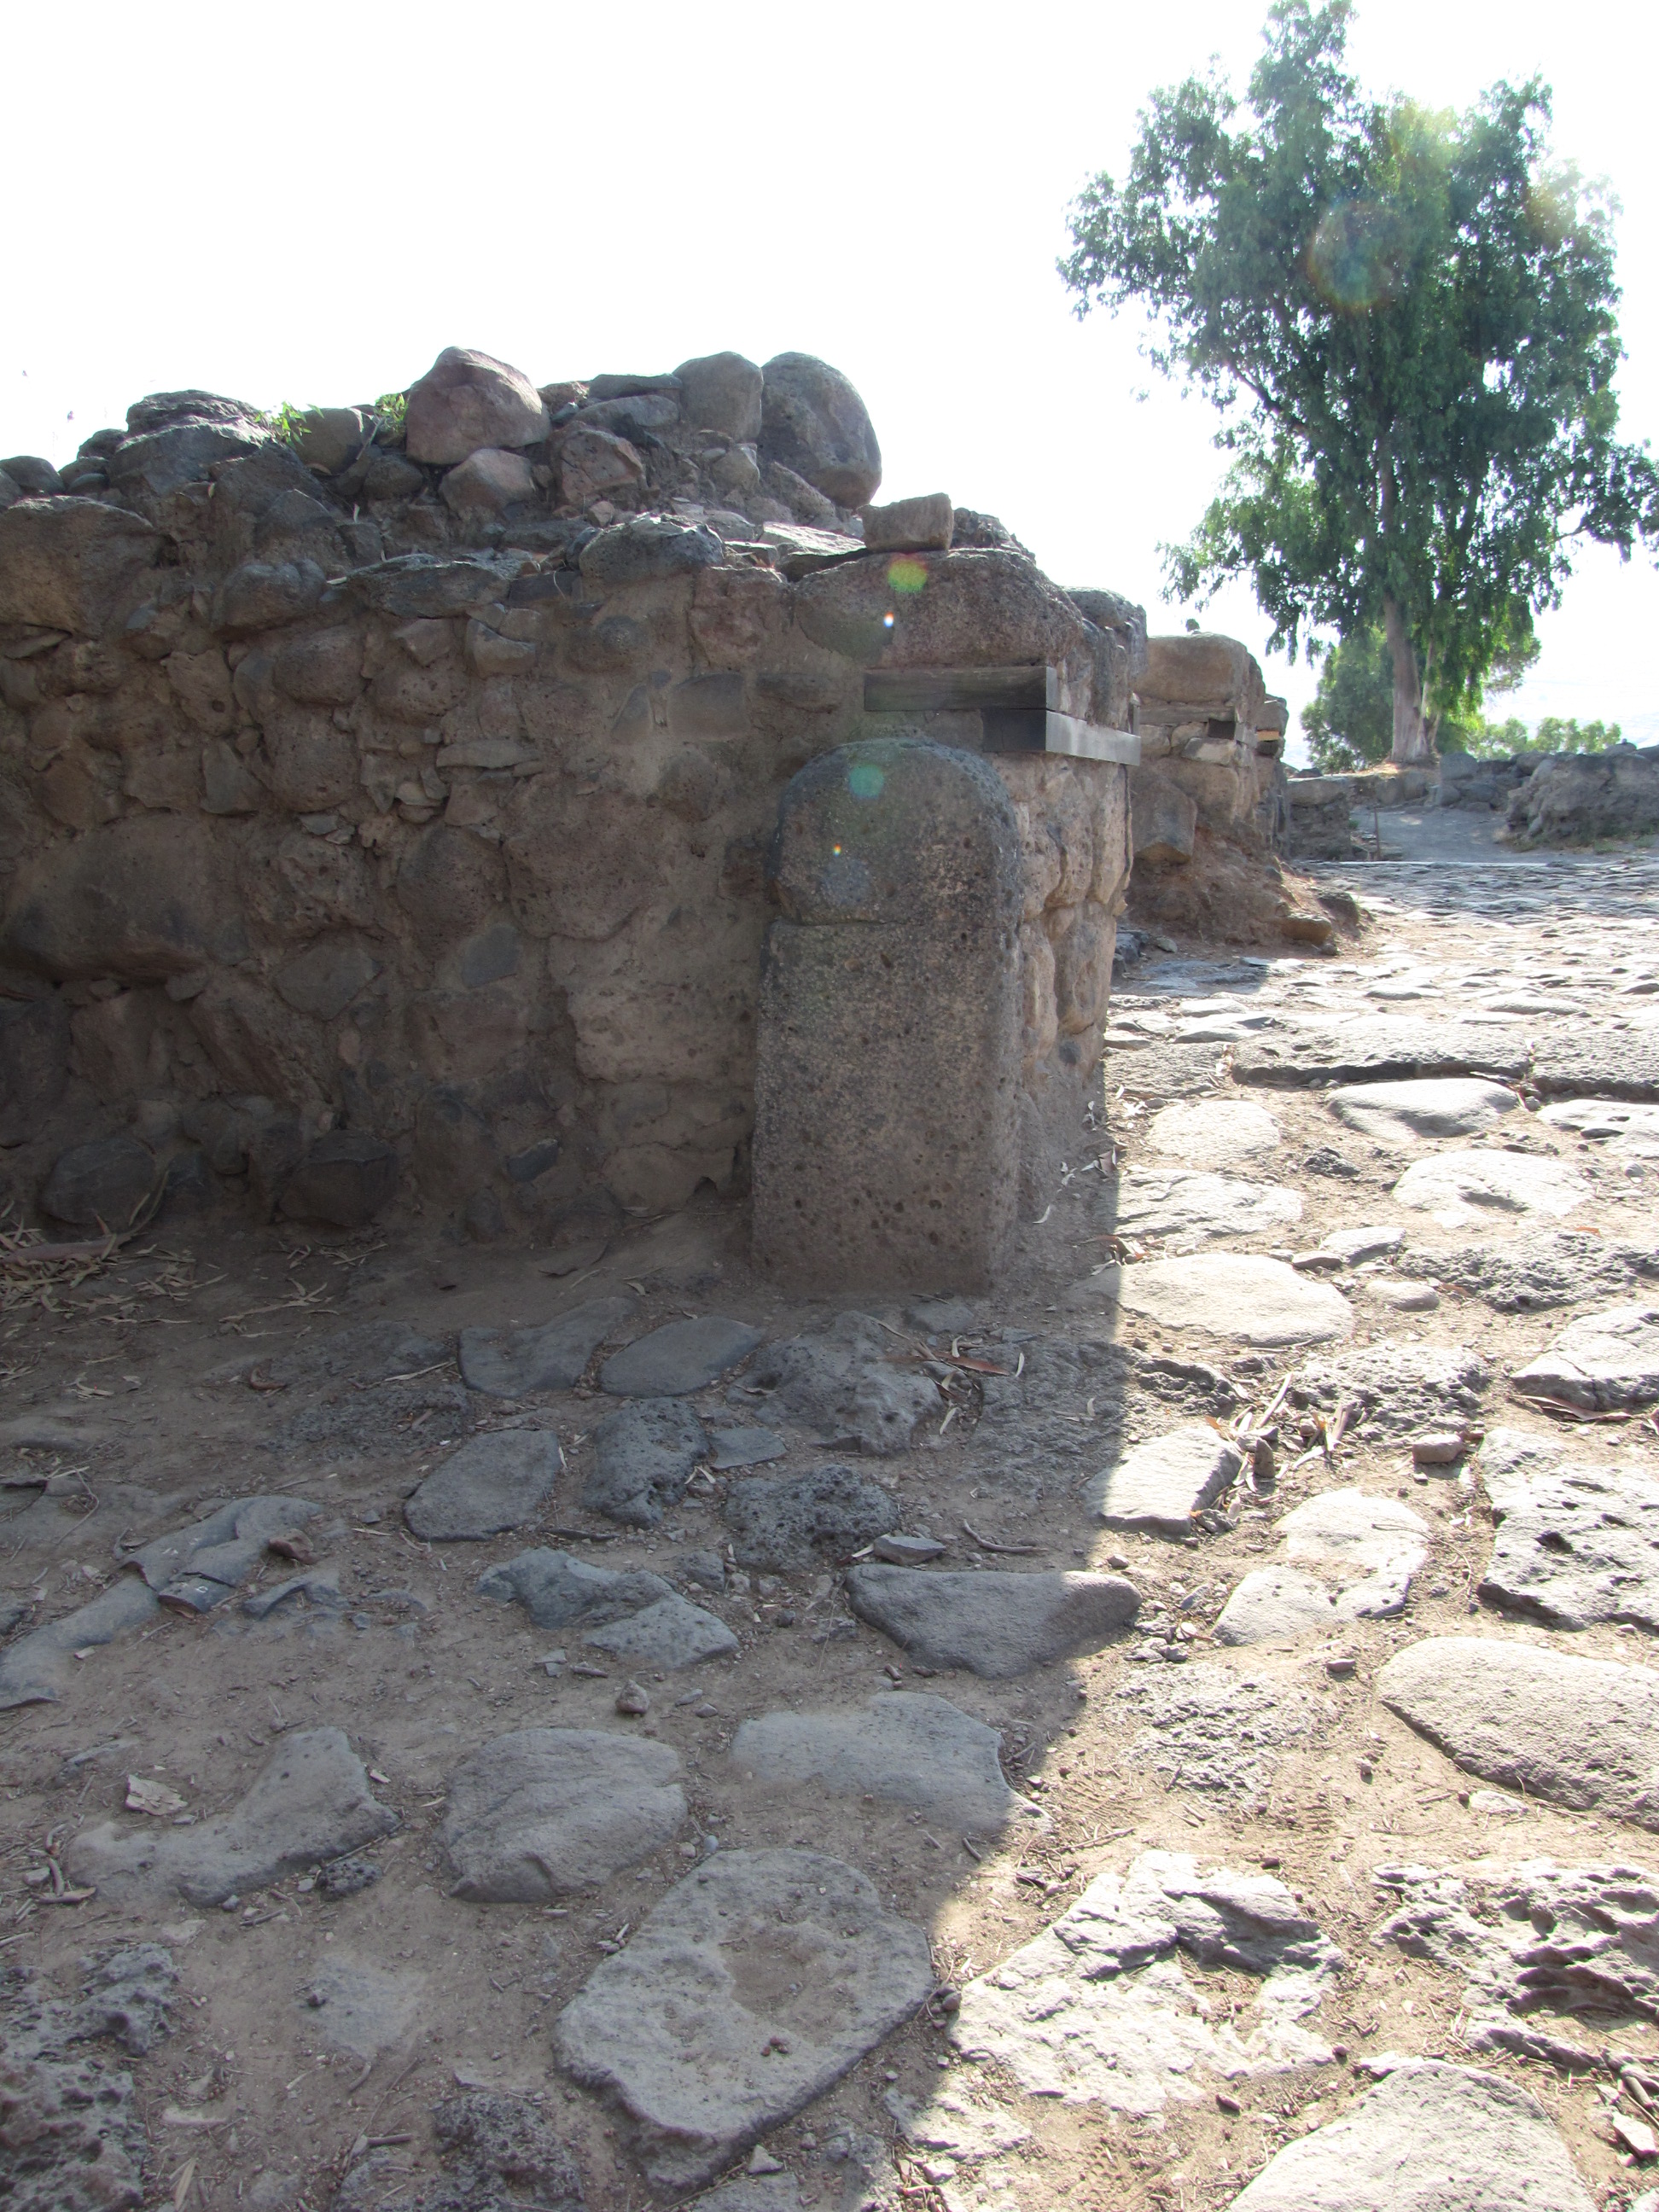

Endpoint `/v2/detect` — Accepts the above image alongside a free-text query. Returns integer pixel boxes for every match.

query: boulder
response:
[578,517,724,588]
[0,989,70,1145]
[859,493,953,552]
[108,418,266,498]
[0,496,160,633]
[674,351,764,441]
[211,557,327,636]
[556,427,646,508]
[40,1134,156,1230]
[404,346,548,466]
[277,1133,400,1228]
[585,1400,707,1527]
[0,454,62,495]
[439,446,537,515]
[760,354,881,508]
[442,1729,685,1901]
[794,546,1087,670]
[1509,746,1659,846]
[285,406,370,475]
[743,1313,941,1454]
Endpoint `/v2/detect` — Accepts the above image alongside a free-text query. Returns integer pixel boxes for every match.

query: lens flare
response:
[1306,201,1407,312]
[887,556,928,596]
[847,763,885,800]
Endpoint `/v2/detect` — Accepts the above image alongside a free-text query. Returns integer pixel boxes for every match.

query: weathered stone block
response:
[754,738,1022,1293]
[405,346,548,466]
[760,352,882,508]
[674,352,764,441]
[1132,771,1197,864]
[0,497,160,634]
[3,817,241,982]
[860,493,954,551]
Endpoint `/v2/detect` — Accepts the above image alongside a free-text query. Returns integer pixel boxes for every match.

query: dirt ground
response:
[3,824,1658,2212]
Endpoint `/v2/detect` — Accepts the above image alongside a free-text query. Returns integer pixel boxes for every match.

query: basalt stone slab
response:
[1327,1078,1522,1143]
[1392,1149,1591,1228]
[1113,1662,1332,1796]
[0,1574,160,1710]
[442,1729,685,1901]
[1375,1860,1659,2022]
[555,1848,932,2187]
[731,1692,1019,1831]
[723,1464,897,1570]
[128,1494,322,1614]
[600,1317,763,1397]
[706,1426,787,1470]
[67,1728,396,1905]
[0,493,160,633]
[580,1593,738,1670]
[260,1322,447,1389]
[300,1956,423,2061]
[405,1434,562,1541]
[1533,1030,1659,1103]
[1293,1342,1487,1436]
[753,740,1023,1295]
[743,1313,940,1455]
[1145,1099,1282,1164]
[1378,1636,1659,1825]
[1396,1230,1659,1312]
[1106,1039,1231,1099]
[1234,1022,1531,1089]
[478,1547,678,1631]
[1512,1304,1659,1411]
[460,1296,637,1396]
[846,1564,1139,1677]
[1216,1489,1428,1646]
[949,1852,1337,2113]
[584,1400,707,1527]
[1101,1167,1302,1243]
[1085,1424,1243,1538]
[1227,2061,1593,2212]
[1541,1097,1659,1149]
[1086,1254,1353,1347]
[1477,1427,1659,1630]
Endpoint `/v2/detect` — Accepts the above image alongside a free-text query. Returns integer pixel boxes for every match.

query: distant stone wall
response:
[1129,632,1287,875]
[0,347,1132,1242]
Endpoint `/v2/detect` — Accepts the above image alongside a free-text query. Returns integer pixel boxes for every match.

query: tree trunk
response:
[1384,595,1431,763]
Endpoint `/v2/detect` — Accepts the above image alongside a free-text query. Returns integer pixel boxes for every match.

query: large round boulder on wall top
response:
[760,353,882,509]
[404,347,550,466]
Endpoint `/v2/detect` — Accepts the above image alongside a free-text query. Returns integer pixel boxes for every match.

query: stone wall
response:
[0,347,1132,1243]
[1126,632,1286,877]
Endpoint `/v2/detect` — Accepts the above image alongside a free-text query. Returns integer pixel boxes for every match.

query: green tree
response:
[1301,627,1391,771]
[1060,1,1658,762]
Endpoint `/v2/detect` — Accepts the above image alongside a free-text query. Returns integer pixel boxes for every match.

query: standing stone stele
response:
[753,738,1022,1293]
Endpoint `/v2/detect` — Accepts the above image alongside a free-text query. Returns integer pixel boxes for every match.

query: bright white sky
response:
[5,2,1654,759]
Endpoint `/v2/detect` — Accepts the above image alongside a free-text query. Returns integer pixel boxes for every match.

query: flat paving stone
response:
[1534,1028,1659,1103]
[300,1955,424,2060]
[404,1432,562,1541]
[0,1573,160,1710]
[1377,1635,1659,1825]
[1375,1860,1659,2022]
[1398,1230,1659,1312]
[731,1692,1019,1831]
[847,1564,1140,1678]
[601,1316,763,1397]
[1327,1078,1522,1142]
[885,2085,1030,2158]
[949,1851,1336,2113]
[1391,1149,1592,1228]
[1292,1341,1487,1435]
[1144,1099,1282,1165]
[1085,1423,1244,1538]
[67,1728,396,1905]
[442,1728,685,1901]
[723,1464,897,1570]
[1234,1020,1530,1089]
[706,1425,787,1470]
[584,1400,706,1527]
[555,1847,934,2187]
[1512,1302,1659,1411]
[1216,1489,1428,1645]
[580,1592,738,1670]
[1477,1426,1659,1630]
[459,1295,637,1395]
[1103,1167,1302,1243]
[1113,1663,1332,1796]
[1086,1254,1353,1347]
[1541,1097,1659,1152]
[129,1495,322,1612]
[1228,2060,1593,2212]
[476,1547,678,1633]
[1106,1039,1232,1099]
[744,1313,940,1454]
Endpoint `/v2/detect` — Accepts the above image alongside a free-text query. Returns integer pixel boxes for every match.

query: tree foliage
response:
[1060,2,1658,760]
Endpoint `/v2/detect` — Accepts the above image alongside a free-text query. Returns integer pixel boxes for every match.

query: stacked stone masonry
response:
[0,347,1133,1247]
[1126,630,1289,874]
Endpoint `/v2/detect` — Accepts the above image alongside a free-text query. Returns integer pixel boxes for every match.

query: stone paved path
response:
[2,835,1657,2212]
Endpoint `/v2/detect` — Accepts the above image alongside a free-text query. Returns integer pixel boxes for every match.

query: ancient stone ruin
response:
[0,346,1145,1275]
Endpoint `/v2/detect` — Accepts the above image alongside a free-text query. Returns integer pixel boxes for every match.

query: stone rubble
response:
[1477,1425,1659,1629]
